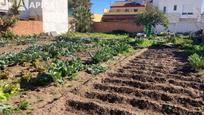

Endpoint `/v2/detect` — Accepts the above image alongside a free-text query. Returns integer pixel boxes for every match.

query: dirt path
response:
[33,46,204,115]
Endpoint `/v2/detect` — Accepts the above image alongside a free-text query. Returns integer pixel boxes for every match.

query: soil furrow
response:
[64,47,204,114]
[93,83,204,109]
[109,73,202,90]
[102,78,200,97]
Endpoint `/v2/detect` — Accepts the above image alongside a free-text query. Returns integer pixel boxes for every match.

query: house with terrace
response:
[93,0,145,33]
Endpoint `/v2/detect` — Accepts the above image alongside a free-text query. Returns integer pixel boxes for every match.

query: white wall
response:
[42,0,68,34]
[151,0,202,33]
[0,0,11,11]
[153,0,202,21]
[155,22,202,33]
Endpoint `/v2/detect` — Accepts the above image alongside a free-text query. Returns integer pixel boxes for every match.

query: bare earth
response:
[30,46,204,115]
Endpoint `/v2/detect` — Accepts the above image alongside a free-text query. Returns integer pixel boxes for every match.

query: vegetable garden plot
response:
[0,35,133,114]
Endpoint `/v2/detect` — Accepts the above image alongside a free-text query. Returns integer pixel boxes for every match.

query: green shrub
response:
[188,53,204,70]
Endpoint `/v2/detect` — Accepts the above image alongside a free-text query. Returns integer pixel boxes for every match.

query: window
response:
[163,6,167,13]
[182,12,193,15]
[188,12,193,15]
[125,9,129,12]
[182,12,187,15]
[116,9,121,12]
[173,5,177,11]
[134,9,138,12]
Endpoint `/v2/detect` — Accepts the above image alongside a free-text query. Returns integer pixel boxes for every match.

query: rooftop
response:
[111,0,145,7]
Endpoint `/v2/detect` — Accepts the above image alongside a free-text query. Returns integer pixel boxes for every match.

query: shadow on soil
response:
[20,73,53,91]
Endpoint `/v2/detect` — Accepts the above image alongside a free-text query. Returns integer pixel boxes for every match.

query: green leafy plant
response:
[0,38,9,47]
[169,37,192,46]
[16,35,38,45]
[18,100,29,110]
[20,70,32,83]
[0,83,20,101]
[32,59,45,72]
[0,31,16,40]
[92,47,114,64]
[188,53,204,70]
[87,65,106,75]
[135,39,154,48]
[0,104,13,115]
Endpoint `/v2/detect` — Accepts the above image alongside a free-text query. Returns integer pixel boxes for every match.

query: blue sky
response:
[91,0,204,14]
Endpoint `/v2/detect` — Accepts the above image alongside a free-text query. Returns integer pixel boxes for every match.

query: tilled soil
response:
[34,46,204,115]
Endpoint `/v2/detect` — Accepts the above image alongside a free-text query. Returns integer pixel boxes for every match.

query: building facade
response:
[148,0,203,33]
[102,0,146,22]
[93,0,144,33]
[0,0,68,34]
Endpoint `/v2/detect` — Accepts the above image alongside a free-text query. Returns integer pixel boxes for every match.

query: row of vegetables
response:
[0,35,133,110]
[0,35,39,47]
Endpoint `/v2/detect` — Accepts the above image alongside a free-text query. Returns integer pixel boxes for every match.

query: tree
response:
[8,0,23,16]
[0,0,23,33]
[135,5,169,37]
[72,0,93,33]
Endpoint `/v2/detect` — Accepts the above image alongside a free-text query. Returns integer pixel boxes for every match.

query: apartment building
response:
[93,0,144,33]
[102,0,146,22]
[0,0,68,34]
[148,0,203,33]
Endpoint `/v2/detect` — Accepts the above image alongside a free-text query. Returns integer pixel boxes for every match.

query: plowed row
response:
[66,46,204,115]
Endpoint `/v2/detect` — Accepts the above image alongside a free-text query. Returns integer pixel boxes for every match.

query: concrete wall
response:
[42,0,68,34]
[0,0,12,12]
[10,20,43,35]
[0,0,69,34]
[93,22,143,33]
[154,22,202,33]
[152,0,202,20]
[151,0,202,33]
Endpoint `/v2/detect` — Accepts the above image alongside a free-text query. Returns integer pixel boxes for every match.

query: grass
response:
[61,32,129,40]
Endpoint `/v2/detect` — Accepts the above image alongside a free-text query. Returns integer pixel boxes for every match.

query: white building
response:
[0,0,68,34]
[148,0,203,33]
